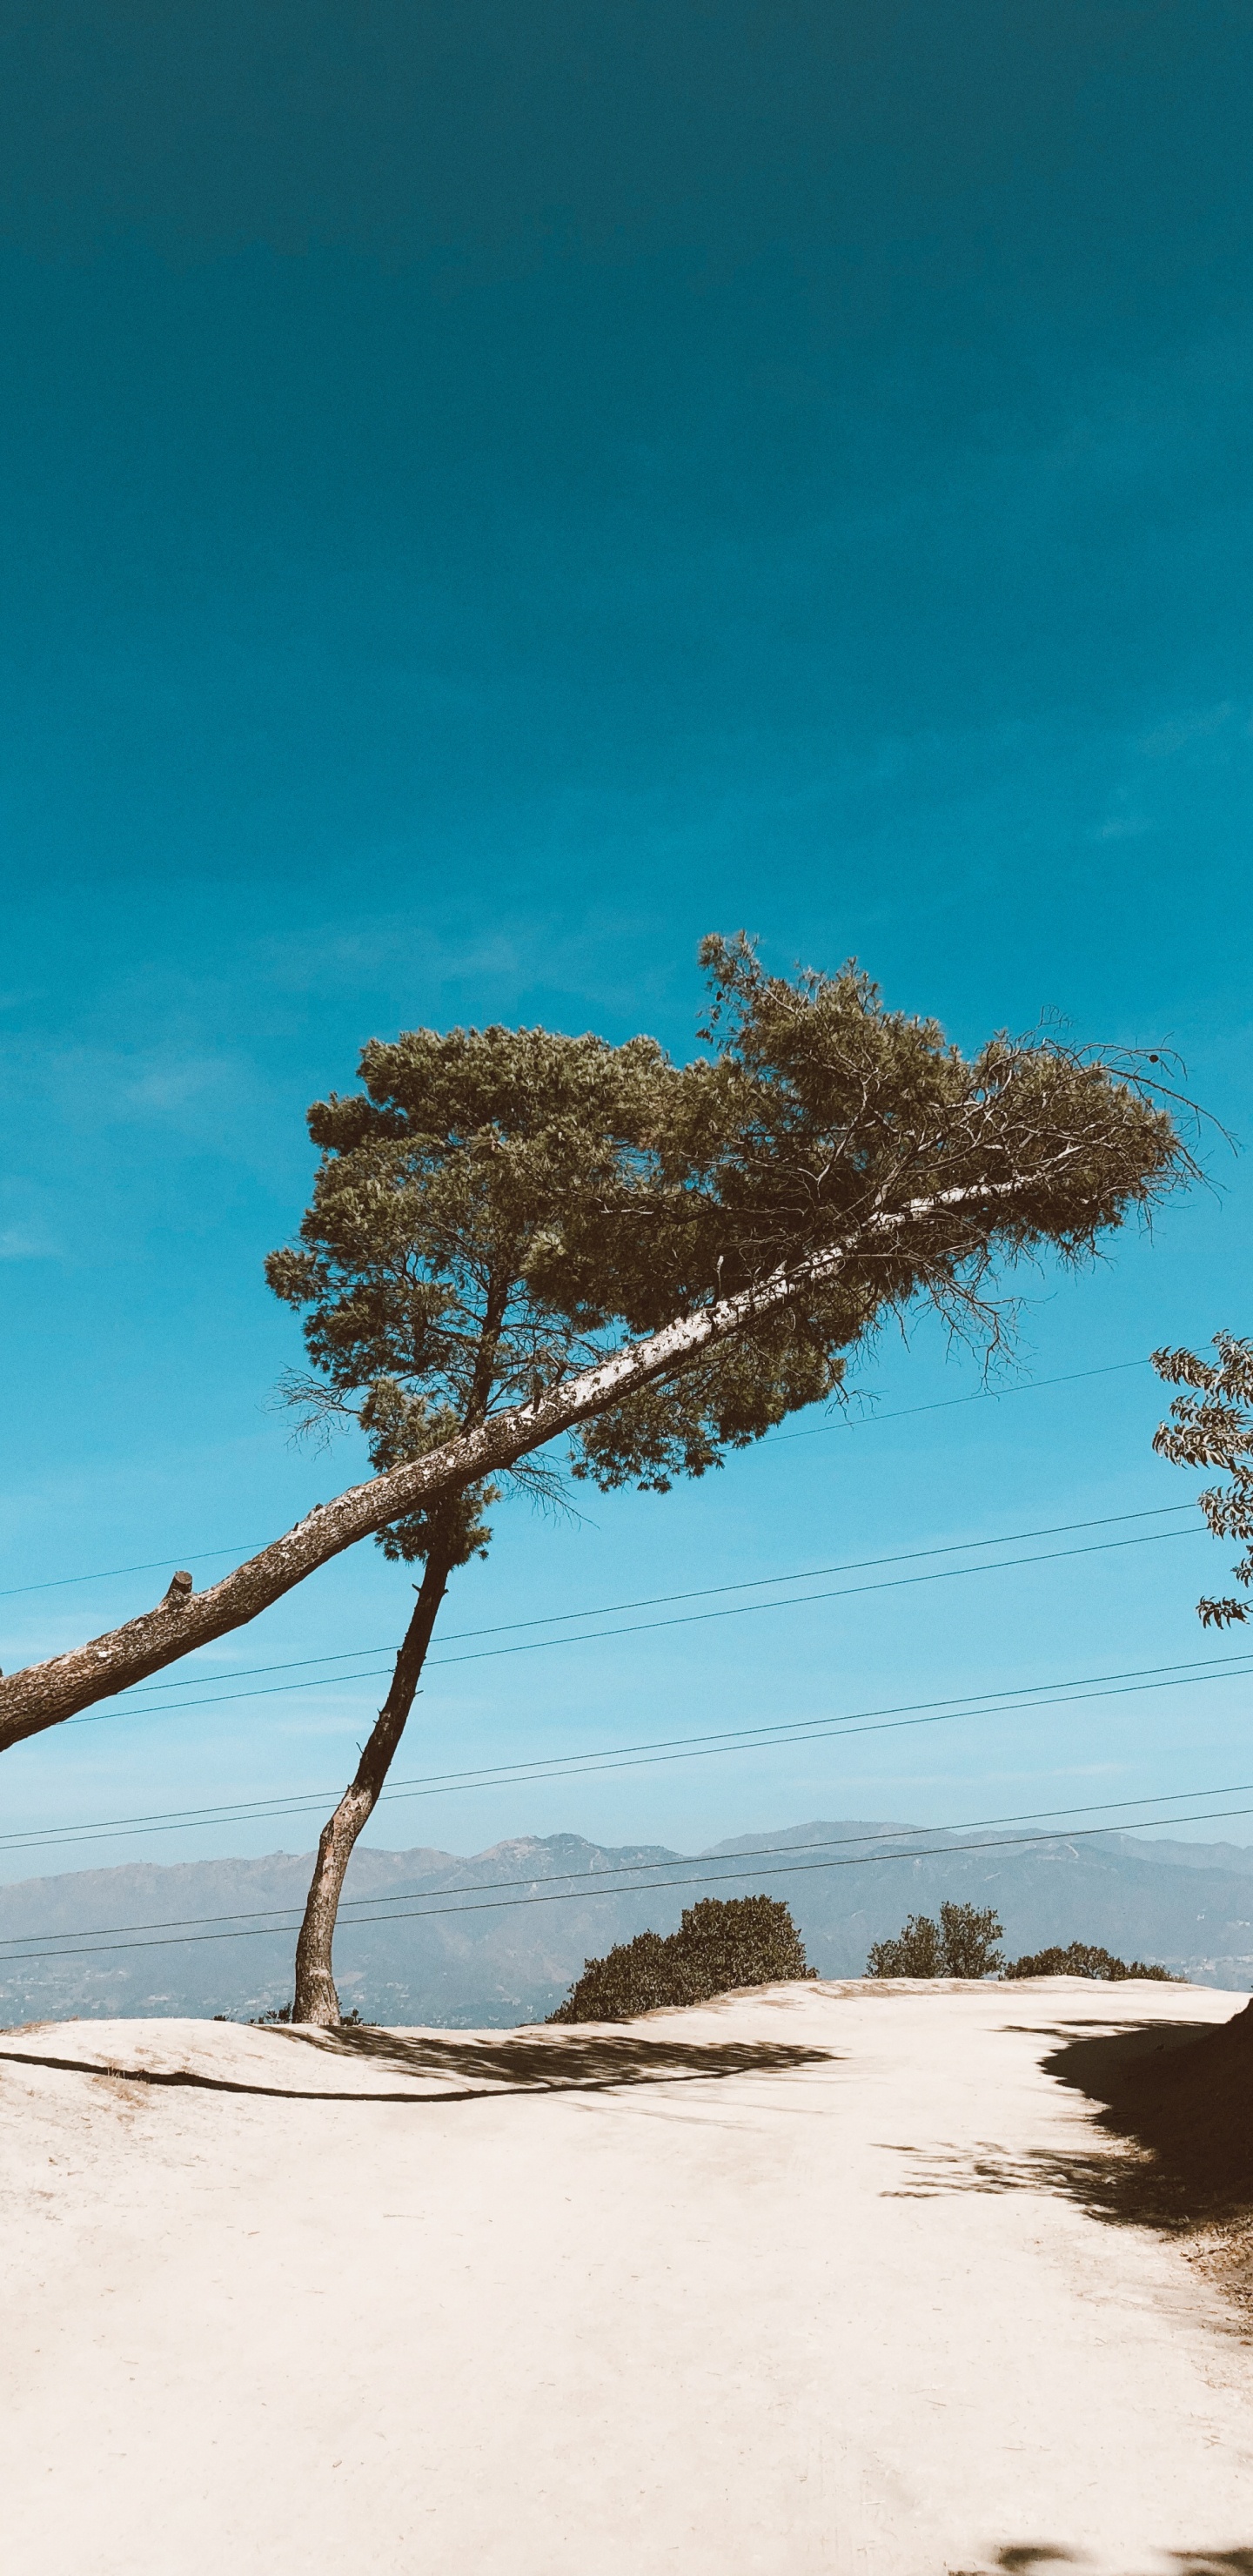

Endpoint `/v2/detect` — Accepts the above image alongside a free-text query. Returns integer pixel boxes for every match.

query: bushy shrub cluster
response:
[549,1894,815,2023]
[1002,1942,1176,1982]
[867,1908,1179,1983]
[867,1901,1004,1979]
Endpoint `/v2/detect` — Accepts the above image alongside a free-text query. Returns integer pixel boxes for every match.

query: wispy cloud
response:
[0,1036,269,1140]
[1090,813,1155,842]
[253,902,676,1026]
[1141,701,1236,758]
[0,1221,59,1260]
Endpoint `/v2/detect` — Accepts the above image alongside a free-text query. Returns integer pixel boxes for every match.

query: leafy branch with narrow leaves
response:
[1152,1332,1253,1626]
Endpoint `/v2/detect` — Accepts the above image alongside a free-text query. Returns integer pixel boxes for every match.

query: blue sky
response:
[2,3,1252,1880]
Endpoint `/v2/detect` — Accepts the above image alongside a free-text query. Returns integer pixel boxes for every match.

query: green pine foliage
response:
[268,934,1189,1527]
[549,1895,815,2023]
[867,1900,1005,1979]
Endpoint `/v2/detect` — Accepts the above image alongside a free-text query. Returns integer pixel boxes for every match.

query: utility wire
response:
[86,1500,1199,1707]
[5,1790,1253,1968]
[63,1509,1205,1731]
[7,1774,1253,1954]
[0,1541,272,1600]
[7,1645,1251,1857]
[767,1357,1149,1440]
[0,1357,1153,1600]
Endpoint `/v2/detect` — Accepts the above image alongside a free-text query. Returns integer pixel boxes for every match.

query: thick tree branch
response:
[0,1169,1096,1752]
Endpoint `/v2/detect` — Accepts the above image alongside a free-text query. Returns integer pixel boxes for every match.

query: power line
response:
[91,1499,1199,1707]
[0,1540,273,1601]
[7,1644,1251,1857]
[7,1774,1253,1955]
[5,1787,1253,1969]
[767,1357,1150,1441]
[64,1507,1205,1730]
[0,1356,1154,1601]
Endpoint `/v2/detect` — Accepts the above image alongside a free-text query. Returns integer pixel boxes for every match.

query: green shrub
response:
[549,1894,815,2023]
[1002,1941,1177,1982]
[867,1900,1004,1979]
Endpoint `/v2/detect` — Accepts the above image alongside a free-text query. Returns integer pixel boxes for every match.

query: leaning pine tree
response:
[0,932,1193,1901]
[261,941,1190,2024]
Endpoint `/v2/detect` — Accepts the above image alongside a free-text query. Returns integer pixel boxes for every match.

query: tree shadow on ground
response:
[887,2011,1253,2238]
[950,2551,1253,2573]
[881,2134,1142,2220]
[276,2021,836,2095]
[0,2028,835,2103]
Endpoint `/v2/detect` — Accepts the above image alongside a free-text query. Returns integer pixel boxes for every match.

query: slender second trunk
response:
[291,1540,455,2027]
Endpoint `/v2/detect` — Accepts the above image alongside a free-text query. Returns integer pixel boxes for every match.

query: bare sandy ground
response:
[2,1978,1251,2576]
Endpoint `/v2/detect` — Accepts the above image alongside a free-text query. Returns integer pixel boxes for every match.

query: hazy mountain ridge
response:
[1100,1831,1253,1877]
[3,1822,1252,2027]
[0,1835,685,2028]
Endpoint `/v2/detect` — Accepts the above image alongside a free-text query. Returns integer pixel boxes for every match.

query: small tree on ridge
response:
[868,1901,1005,1979]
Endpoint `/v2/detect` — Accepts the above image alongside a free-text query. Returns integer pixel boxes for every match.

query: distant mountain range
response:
[3,1818,1253,2027]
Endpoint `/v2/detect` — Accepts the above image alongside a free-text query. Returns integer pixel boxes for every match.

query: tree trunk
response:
[291,1540,456,2027]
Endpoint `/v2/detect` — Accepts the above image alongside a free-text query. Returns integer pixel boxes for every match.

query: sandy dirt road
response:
[1,1978,1250,2576]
